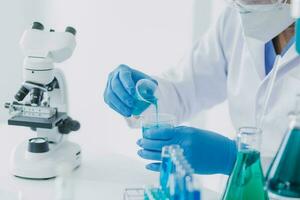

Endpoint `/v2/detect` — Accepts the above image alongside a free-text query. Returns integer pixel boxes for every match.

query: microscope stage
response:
[8,112,68,129]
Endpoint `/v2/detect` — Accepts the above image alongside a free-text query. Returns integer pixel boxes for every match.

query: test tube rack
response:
[124,145,201,200]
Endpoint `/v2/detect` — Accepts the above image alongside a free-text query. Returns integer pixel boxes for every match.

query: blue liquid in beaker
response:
[132,79,158,116]
[142,123,172,134]
[132,97,158,116]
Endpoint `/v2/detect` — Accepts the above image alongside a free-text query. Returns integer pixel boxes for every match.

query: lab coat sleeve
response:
[154,12,229,124]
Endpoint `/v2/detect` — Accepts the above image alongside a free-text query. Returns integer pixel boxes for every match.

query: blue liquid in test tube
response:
[296,19,300,54]
[160,146,173,193]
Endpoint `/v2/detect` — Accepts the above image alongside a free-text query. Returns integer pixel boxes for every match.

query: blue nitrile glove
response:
[137,126,237,175]
[104,64,157,117]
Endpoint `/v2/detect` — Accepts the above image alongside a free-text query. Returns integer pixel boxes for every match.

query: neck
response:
[273,23,295,54]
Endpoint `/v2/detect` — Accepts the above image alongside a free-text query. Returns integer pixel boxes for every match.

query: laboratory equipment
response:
[222,127,269,200]
[125,145,201,200]
[160,146,174,193]
[104,64,158,117]
[133,79,158,116]
[292,0,300,53]
[4,22,81,179]
[266,95,300,199]
[141,113,175,133]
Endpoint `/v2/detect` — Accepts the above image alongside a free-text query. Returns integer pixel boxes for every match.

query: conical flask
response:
[222,127,269,200]
[266,96,300,199]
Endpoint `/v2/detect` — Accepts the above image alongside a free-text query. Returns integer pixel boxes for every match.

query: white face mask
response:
[239,4,295,42]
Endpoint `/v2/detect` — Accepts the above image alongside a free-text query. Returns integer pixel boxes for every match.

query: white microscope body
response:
[5,22,81,179]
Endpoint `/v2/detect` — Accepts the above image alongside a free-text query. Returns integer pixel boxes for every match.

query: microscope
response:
[4,22,81,179]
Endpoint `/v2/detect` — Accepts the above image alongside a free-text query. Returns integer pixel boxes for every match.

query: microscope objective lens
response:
[15,86,29,101]
[30,88,44,105]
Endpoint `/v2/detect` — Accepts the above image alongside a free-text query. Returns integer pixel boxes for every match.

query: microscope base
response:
[10,140,81,180]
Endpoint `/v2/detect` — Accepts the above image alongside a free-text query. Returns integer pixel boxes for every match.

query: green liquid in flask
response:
[267,128,300,198]
[222,150,269,200]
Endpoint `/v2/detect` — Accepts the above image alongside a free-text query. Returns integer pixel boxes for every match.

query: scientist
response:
[104,0,298,175]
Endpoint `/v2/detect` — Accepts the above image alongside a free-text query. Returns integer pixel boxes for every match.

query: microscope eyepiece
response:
[65,26,77,36]
[32,22,44,30]
[15,86,30,101]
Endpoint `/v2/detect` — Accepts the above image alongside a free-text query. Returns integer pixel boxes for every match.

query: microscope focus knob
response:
[65,26,77,36]
[58,117,80,134]
[28,137,49,153]
[32,22,44,30]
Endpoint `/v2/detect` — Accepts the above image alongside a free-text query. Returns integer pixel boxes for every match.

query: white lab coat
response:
[130,7,299,159]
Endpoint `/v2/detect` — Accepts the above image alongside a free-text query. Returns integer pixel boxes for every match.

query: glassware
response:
[266,95,300,198]
[132,145,201,200]
[132,79,158,116]
[222,127,269,200]
[160,146,174,194]
[296,19,300,54]
[141,113,175,134]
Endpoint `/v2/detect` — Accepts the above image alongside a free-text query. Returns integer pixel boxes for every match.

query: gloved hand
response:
[137,126,237,175]
[104,64,157,117]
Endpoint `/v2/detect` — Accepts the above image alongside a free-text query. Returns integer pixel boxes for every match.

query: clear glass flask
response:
[266,96,300,198]
[222,127,269,200]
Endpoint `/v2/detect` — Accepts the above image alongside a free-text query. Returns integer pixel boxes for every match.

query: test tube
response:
[185,175,201,200]
[174,164,186,200]
[159,145,182,196]
[160,146,173,193]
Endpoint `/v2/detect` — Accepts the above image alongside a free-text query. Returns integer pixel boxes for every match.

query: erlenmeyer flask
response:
[222,127,269,200]
[132,79,158,116]
[266,95,300,199]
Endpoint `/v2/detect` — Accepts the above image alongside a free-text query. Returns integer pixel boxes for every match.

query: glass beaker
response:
[132,79,158,116]
[222,127,269,200]
[141,113,175,134]
[266,96,300,198]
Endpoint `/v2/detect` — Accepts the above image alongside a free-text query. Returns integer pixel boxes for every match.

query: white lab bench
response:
[0,125,219,200]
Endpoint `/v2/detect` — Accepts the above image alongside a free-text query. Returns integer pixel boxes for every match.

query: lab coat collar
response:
[245,37,299,80]
[278,43,298,67]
